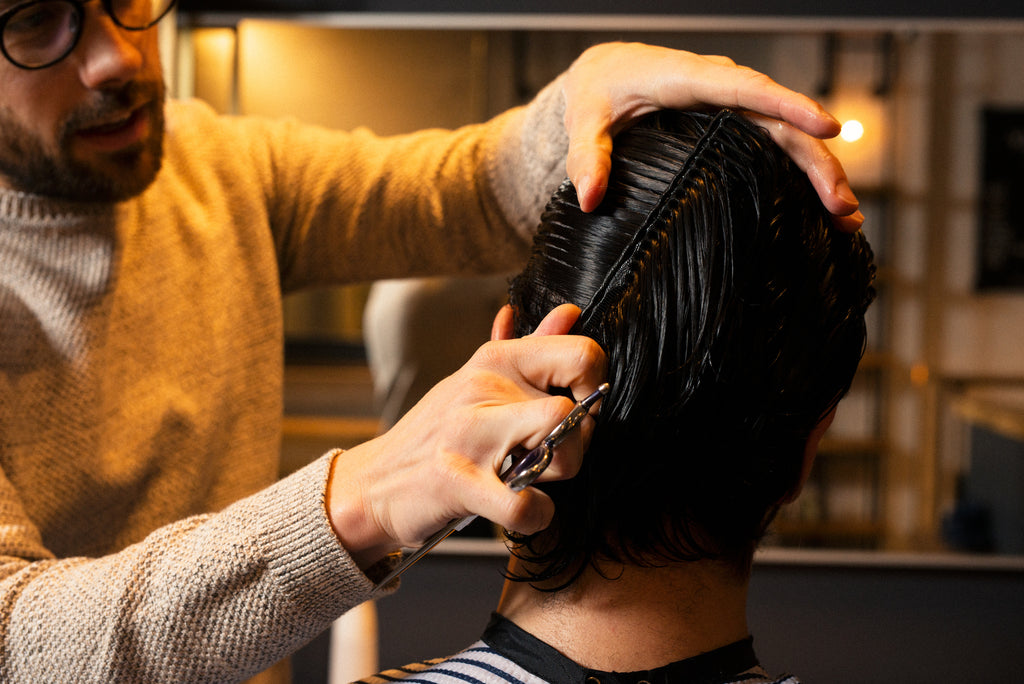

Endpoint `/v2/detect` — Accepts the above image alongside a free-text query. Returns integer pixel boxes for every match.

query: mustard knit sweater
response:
[0,80,566,683]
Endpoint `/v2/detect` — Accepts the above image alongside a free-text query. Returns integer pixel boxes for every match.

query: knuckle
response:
[546,449,582,482]
[744,69,776,87]
[461,350,514,395]
[501,492,541,534]
[438,450,478,491]
[469,372,510,404]
[703,53,739,68]
[543,395,576,424]
[573,336,608,372]
[582,41,620,61]
[468,339,509,373]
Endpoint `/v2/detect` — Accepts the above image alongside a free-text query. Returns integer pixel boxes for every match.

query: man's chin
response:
[63,107,165,201]
[68,148,163,202]
[13,153,162,204]
[0,125,165,203]
[24,87,166,203]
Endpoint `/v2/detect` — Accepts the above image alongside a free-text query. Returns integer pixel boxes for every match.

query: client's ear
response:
[491,305,515,341]
[783,407,837,503]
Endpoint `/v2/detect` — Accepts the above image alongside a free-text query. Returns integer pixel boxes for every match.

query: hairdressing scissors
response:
[372,382,610,594]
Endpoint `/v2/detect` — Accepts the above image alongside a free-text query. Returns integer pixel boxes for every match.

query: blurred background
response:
[161,5,1024,681]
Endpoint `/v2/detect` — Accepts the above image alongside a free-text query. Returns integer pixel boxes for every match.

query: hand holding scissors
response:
[373,382,609,593]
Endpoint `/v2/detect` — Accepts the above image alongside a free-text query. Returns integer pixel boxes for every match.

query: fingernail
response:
[836,181,858,208]
[832,210,865,233]
[575,175,592,210]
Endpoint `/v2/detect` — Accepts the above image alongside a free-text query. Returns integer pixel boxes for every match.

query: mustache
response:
[61,80,164,135]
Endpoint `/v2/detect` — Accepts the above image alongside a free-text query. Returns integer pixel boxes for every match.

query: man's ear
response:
[491,304,515,341]
[783,407,837,503]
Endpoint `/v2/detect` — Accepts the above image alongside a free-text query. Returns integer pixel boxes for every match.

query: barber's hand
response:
[326,304,606,569]
[562,42,864,232]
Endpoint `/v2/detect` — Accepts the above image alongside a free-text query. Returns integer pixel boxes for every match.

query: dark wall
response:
[178,0,1024,20]
[747,561,1023,682]
[368,551,1024,684]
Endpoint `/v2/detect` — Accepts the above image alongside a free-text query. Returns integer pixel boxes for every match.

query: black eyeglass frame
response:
[0,0,177,70]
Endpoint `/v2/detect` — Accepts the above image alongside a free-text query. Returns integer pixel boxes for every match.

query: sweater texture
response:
[0,78,567,683]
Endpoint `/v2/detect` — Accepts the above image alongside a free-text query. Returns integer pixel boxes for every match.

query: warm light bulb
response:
[840,119,865,143]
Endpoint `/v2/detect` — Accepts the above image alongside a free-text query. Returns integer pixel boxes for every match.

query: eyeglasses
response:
[0,0,176,70]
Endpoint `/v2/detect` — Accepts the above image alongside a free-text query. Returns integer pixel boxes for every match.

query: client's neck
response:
[496,557,750,672]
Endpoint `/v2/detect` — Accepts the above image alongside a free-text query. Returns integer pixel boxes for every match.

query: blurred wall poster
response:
[978,108,1024,290]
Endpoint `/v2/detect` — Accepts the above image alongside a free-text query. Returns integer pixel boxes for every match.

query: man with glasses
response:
[0,0,172,200]
[0,1,862,681]
[1,0,174,69]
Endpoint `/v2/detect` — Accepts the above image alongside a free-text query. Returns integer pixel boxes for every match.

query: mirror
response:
[175,15,1024,556]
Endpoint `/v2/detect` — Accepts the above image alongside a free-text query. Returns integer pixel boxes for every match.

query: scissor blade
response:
[371,514,473,594]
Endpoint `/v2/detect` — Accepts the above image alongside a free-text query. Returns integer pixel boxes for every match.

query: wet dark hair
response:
[506,109,875,588]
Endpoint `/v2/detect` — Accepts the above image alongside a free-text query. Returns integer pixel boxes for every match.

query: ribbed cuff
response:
[485,74,569,242]
[253,450,384,624]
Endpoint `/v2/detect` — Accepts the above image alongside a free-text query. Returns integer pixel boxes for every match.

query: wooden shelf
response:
[773,519,883,540]
[818,437,888,455]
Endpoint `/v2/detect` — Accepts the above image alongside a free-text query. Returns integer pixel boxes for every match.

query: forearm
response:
[483,75,569,241]
[0,454,369,684]
[265,76,569,290]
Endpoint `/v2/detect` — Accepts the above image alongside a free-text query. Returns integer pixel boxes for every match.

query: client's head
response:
[505,109,875,588]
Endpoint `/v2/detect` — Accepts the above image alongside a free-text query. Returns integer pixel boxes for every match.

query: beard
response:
[0,79,166,203]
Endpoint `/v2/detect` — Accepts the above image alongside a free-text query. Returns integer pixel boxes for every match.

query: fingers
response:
[493,393,593,483]
[745,113,863,232]
[471,332,606,406]
[479,304,601,490]
[465,393,592,536]
[491,304,514,341]
[561,41,861,226]
[475,304,605,402]
[476,391,579,467]
[492,302,582,341]
[328,306,606,562]
[458,464,556,536]
[528,303,581,337]
[487,303,595,490]
[460,338,603,494]
[483,303,602,482]
[831,211,866,233]
[566,132,614,213]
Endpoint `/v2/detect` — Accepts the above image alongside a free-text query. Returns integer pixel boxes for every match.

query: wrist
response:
[325,446,399,570]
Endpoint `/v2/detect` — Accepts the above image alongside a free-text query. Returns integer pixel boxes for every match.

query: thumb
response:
[566,135,612,213]
[529,303,582,337]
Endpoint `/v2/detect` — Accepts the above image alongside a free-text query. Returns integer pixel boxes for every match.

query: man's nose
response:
[76,6,145,89]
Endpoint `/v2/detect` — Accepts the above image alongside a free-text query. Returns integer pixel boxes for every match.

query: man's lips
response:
[74,106,150,151]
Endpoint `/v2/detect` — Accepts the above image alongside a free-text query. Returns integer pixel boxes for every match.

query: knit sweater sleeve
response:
[0,451,383,683]
[0,71,569,683]
[165,76,569,291]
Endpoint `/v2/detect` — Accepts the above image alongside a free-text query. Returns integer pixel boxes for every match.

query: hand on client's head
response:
[326,305,606,569]
[561,42,863,231]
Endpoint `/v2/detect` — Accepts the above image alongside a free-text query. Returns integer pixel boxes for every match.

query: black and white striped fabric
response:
[357,615,800,684]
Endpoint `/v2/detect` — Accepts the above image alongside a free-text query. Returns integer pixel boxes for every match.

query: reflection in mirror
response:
[175,18,1024,556]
